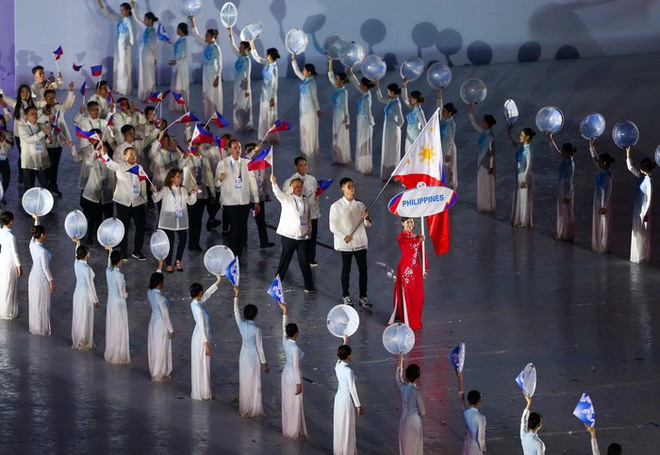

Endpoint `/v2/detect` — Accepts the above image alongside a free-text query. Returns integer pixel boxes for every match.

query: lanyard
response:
[229,159,242,180]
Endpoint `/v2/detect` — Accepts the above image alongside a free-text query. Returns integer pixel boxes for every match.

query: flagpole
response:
[162,112,185,133]
[420,217,426,276]
[54,59,60,75]
[203,118,212,129]
[348,108,441,236]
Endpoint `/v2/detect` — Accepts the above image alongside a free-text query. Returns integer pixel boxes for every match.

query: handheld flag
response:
[51,110,62,134]
[107,90,115,104]
[267,275,285,304]
[52,46,63,61]
[316,179,334,196]
[573,393,596,427]
[172,92,186,105]
[149,90,170,103]
[126,164,149,182]
[449,342,465,372]
[156,23,171,43]
[75,126,101,143]
[268,119,292,134]
[90,65,103,77]
[215,136,227,148]
[106,115,114,127]
[247,146,273,171]
[72,63,83,72]
[191,124,214,144]
[79,81,87,97]
[392,109,449,256]
[94,151,111,163]
[175,111,199,124]
[209,111,229,128]
[225,257,240,286]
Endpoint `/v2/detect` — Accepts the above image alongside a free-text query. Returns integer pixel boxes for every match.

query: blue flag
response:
[225,257,240,286]
[573,393,596,427]
[449,341,465,372]
[157,23,171,43]
[267,274,285,304]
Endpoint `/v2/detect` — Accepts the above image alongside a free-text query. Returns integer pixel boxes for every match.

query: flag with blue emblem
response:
[225,257,240,286]
[573,393,596,427]
[449,341,465,372]
[267,274,285,304]
[157,23,171,43]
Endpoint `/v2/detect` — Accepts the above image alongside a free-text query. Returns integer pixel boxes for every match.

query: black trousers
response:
[164,229,187,265]
[116,203,146,258]
[277,236,314,290]
[0,160,9,193]
[307,218,318,262]
[82,198,113,241]
[188,198,208,249]
[46,147,62,191]
[341,249,368,298]
[207,191,221,220]
[253,201,270,246]
[22,168,49,191]
[225,204,250,258]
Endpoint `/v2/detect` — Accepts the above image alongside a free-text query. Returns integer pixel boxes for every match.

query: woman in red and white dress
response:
[390,217,427,330]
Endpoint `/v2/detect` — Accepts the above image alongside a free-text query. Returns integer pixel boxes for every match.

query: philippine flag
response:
[90,65,103,77]
[172,92,186,105]
[175,111,199,124]
[52,46,63,60]
[268,119,292,134]
[191,124,214,144]
[126,164,149,182]
[209,111,229,128]
[149,90,170,103]
[247,146,273,171]
[79,81,87,96]
[72,63,83,72]
[315,179,334,196]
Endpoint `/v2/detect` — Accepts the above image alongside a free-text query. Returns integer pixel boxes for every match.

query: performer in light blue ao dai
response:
[291,55,321,157]
[589,140,615,253]
[229,28,254,132]
[547,134,576,241]
[468,104,497,212]
[626,147,655,263]
[375,81,404,180]
[250,43,281,142]
[97,0,134,96]
[348,69,375,174]
[508,127,536,228]
[190,17,223,118]
[327,57,351,165]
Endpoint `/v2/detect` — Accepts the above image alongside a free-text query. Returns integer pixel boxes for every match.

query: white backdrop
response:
[8,0,660,94]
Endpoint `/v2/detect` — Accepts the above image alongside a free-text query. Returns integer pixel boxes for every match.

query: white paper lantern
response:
[285,29,308,55]
[150,229,170,261]
[21,188,54,217]
[64,210,88,240]
[361,54,387,81]
[503,99,519,127]
[219,2,237,28]
[535,106,564,134]
[338,42,366,69]
[426,63,452,89]
[177,0,202,17]
[240,23,264,42]
[326,304,360,338]
[400,56,424,82]
[460,78,487,105]
[323,34,349,60]
[97,218,125,248]
[382,323,415,355]
[203,245,235,275]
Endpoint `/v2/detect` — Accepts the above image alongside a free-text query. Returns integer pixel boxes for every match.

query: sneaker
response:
[342,296,353,306]
[304,288,316,294]
[359,297,373,308]
[309,261,319,267]
[132,251,147,261]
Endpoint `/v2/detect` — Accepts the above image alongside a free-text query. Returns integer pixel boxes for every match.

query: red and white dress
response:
[391,230,426,330]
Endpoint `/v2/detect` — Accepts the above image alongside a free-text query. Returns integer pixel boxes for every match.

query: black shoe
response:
[260,242,275,248]
[206,219,221,231]
[132,251,147,261]
[359,297,373,308]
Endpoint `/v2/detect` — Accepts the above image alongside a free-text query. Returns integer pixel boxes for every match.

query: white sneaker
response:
[342,296,353,306]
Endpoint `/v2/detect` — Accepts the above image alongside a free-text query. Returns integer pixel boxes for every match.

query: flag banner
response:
[449,342,465,372]
[316,178,334,196]
[90,65,103,77]
[267,275,285,304]
[388,185,456,218]
[209,111,229,128]
[79,81,87,96]
[573,393,596,427]
[172,92,186,105]
[126,164,149,182]
[191,124,214,144]
[53,46,63,60]
[72,63,83,72]
[225,257,240,286]
[268,119,291,134]
[157,23,171,43]
[247,146,273,171]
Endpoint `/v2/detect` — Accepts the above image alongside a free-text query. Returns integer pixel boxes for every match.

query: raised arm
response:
[588,140,601,170]
[233,289,242,326]
[228,27,241,56]
[97,0,121,21]
[249,45,268,65]
[468,105,484,133]
[401,81,412,108]
[375,81,387,104]
[189,16,206,45]
[520,394,532,439]
[547,134,563,157]
[200,276,221,303]
[507,126,519,149]
[626,146,640,178]
[291,56,305,81]
[348,69,361,91]
[327,57,338,87]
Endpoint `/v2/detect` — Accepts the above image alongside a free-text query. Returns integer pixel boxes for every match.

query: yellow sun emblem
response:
[418,143,436,164]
